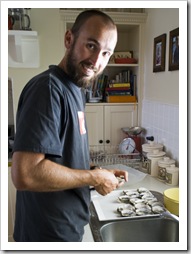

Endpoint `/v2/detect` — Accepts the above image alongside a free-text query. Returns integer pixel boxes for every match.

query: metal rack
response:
[90,145,141,169]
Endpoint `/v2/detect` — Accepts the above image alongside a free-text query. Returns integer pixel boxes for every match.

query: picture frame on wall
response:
[169,28,179,71]
[153,33,166,72]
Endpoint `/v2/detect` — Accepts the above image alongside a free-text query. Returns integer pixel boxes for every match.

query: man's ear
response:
[64,30,74,49]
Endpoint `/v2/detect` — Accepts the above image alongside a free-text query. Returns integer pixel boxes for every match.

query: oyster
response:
[129,198,144,205]
[135,203,150,209]
[117,204,134,212]
[117,204,136,217]
[123,189,137,194]
[137,187,149,193]
[136,207,152,216]
[121,209,136,217]
[146,198,158,205]
[152,205,165,214]
[151,201,164,207]
[118,195,130,203]
[123,190,140,198]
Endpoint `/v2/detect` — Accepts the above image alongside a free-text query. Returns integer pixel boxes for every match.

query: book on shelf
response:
[106,87,132,96]
[109,83,131,88]
[106,95,137,103]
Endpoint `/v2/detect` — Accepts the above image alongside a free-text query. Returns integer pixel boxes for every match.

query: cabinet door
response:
[8,168,16,242]
[104,105,138,149]
[85,105,104,147]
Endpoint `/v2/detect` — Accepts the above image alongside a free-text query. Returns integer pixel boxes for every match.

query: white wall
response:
[142,8,179,163]
[8,8,62,118]
[143,8,179,104]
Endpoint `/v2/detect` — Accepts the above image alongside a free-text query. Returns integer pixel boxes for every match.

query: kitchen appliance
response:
[8,8,31,30]
[8,15,15,30]
[121,126,144,153]
[118,137,136,154]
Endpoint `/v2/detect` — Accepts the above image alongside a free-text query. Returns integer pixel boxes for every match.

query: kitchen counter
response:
[83,168,177,242]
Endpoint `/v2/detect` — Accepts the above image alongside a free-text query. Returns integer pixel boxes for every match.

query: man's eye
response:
[103,51,111,57]
[87,44,96,50]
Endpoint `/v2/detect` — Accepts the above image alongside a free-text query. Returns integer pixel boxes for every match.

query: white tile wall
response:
[141,100,179,164]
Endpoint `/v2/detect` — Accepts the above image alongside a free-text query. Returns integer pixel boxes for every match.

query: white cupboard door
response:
[85,105,104,147]
[8,168,16,242]
[104,105,138,149]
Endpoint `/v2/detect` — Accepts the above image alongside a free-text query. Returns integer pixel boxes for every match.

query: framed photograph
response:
[169,28,179,71]
[153,34,166,72]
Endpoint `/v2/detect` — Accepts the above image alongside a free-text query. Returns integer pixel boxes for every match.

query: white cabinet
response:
[8,30,40,68]
[8,168,16,242]
[85,103,137,151]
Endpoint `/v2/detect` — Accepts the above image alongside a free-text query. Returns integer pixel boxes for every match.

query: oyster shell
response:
[121,209,136,217]
[137,187,149,193]
[136,207,152,216]
[152,205,165,214]
[117,204,136,217]
[117,187,166,218]
[117,204,134,212]
[118,195,130,203]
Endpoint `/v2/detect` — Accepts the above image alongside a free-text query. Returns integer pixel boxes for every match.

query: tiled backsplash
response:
[141,100,179,164]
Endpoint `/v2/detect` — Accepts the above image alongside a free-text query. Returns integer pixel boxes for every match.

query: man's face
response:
[65,16,117,88]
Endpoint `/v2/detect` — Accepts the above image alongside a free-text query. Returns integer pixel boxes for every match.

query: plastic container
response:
[164,188,179,215]
[165,164,179,186]
[157,157,176,181]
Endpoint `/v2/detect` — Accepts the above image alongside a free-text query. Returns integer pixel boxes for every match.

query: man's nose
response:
[90,50,103,67]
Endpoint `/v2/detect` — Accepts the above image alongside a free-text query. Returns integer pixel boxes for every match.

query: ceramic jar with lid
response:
[141,142,164,172]
[147,149,166,177]
[165,164,179,186]
[157,157,176,181]
[142,141,163,153]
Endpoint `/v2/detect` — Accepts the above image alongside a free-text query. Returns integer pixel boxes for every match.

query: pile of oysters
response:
[117,187,166,217]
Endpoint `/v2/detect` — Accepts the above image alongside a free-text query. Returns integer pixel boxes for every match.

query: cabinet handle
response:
[99,140,103,144]
[106,140,110,144]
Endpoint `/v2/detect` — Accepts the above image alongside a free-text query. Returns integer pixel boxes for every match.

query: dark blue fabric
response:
[13,65,90,242]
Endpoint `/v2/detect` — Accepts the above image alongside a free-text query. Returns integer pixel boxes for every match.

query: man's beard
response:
[65,47,101,88]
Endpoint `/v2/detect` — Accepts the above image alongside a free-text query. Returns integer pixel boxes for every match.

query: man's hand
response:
[92,168,128,196]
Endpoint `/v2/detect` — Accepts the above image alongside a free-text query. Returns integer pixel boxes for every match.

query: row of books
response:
[88,71,137,103]
[106,83,137,103]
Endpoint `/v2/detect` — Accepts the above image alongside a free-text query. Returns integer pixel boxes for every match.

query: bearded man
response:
[11,9,128,242]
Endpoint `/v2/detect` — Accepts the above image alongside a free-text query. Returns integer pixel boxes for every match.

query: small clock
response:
[119,138,136,154]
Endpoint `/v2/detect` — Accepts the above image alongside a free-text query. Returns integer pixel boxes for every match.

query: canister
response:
[147,149,166,177]
[141,142,164,172]
[157,157,176,181]
[165,164,179,186]
[142,141,163,153]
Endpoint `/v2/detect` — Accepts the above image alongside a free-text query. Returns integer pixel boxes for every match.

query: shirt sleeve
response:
[13,77,63,157]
